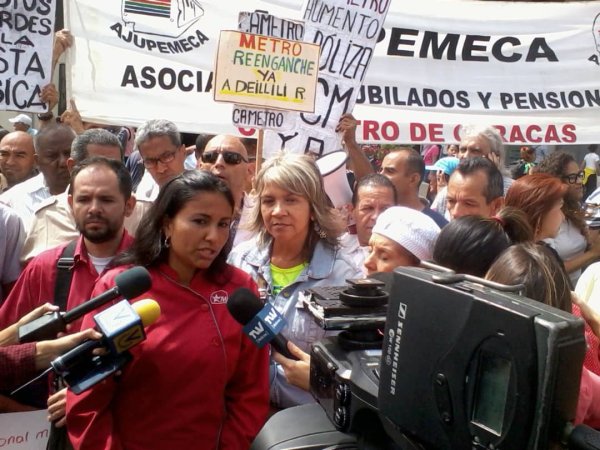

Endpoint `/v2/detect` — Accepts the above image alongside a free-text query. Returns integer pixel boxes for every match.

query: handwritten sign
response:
[214,30,319,112]
[0,410,50,449]
[262,0,391,157]
[0,0,57,112]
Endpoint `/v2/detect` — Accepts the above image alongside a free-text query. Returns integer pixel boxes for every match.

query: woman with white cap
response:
[363,206,441,275]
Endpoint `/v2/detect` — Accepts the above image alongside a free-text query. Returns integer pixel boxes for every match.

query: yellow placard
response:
[214,30,320,113]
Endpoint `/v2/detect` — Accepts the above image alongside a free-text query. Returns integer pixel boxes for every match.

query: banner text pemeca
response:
[66,0,600,145]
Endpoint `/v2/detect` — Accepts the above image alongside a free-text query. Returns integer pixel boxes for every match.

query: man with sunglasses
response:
[134,120,187,201]
[198,135,253,248]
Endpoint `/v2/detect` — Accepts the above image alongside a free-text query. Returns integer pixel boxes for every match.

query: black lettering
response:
[420,32,459,60]
[526,37,558,62]
[387,28,418,57]
[140,66,157,89]
[492,37,521,62]
[304,137,325,156]
[462,35,490,61]
[121,65,139,88]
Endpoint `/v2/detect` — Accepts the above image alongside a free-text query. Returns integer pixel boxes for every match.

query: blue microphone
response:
[227,288,298,360]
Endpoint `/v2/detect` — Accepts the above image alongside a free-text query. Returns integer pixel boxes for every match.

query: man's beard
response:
[77,216,121,244]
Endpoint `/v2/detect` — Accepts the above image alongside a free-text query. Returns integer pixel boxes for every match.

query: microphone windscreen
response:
[227,288,264,325]
[115,266,152,299]
[132,299,161,327]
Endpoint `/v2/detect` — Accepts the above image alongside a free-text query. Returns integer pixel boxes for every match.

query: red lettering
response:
[509,126,525,143]
[362,120,380,141]
[239,33,256,49]
[237,127,256,137]
[544,125,560,143]
[410,123,427,141]
[562,124,577,143]
[429,123,444,142]
[381,121,399,141]
[453,125,462,142]
[525,125,542,143]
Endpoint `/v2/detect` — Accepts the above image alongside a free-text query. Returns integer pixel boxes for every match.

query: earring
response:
[314,222,327,239]
[163,235,171,248]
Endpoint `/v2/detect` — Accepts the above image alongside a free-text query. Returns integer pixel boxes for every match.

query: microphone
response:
[51,299,161,394]
[18,266,152,343]
[227,288,298,360]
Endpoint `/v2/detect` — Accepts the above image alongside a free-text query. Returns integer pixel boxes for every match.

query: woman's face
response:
[260,182,311,244]
[563,160,584,201]
[363,233,418,275]
[538,199,565,240]
[436,170,447,188]
[163,191,233,283]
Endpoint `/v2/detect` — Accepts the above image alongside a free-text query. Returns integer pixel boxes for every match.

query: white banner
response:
[66,0,600,145]
[0,0,57,112]
[0,410,50,449]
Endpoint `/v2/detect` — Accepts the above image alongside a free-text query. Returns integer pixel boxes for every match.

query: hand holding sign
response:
[52,29,73,74]
[39,84,58,113]
[336,113,359,147]
[60,100,85,134]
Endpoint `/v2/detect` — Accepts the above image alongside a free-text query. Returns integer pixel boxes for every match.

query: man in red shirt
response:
[0,157,136,410]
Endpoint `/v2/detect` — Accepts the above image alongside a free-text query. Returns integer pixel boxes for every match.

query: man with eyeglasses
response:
[134,119,187,202]
[198,134,253,248]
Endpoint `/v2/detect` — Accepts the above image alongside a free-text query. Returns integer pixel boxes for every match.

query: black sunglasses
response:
[201,150,248,165]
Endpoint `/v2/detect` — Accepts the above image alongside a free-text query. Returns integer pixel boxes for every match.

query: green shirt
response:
[270,262,308,296]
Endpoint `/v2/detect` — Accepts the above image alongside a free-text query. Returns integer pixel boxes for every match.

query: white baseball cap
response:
[9,114,32,127]
[372,206,440,261]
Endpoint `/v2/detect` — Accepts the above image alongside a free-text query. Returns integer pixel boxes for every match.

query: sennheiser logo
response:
[387,302,407,395]
[398,302,407,320]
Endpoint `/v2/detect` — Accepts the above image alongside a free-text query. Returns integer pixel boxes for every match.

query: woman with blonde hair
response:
[230,153,362,409]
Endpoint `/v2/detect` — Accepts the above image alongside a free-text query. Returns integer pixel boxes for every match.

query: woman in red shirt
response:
[66,170,270,450]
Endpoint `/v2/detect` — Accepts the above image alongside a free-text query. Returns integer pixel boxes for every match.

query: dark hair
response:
[388,147,425,183]
[194,133,216,157]
[533,151,586,234]
[34,123,76,154]
[433,207,533,276]
[505,173,567,235]
[116,170,235,283]
[486,242,572,313]
[454,157,503,202]
[68,157,132,200]
[352,173,397,206]
[71,128,123,162]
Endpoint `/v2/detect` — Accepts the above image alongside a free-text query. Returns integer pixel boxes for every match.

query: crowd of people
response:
[1,31,600,450]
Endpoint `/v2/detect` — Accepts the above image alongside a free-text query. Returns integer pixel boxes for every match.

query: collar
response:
[245,239,338,281]
[73,229,134,266]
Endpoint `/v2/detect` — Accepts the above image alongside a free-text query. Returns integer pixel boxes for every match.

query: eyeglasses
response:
[561,171,584,184]
[143,150,177,169]
[201,150,248,165]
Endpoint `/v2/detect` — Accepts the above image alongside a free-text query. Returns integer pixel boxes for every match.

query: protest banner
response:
[0,410,50,449]
[66,0,600,145]
[214,31,319,112]
[0,0,57,112]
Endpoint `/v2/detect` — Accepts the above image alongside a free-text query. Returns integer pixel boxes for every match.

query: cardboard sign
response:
[0,0,57,112]
[214,30,319,112]
[0,410,50,449]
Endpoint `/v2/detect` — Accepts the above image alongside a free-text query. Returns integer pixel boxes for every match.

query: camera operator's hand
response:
[0,303,59,346]
[272,341,311,391]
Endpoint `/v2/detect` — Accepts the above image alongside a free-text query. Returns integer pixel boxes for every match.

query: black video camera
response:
[252,266,593,450]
